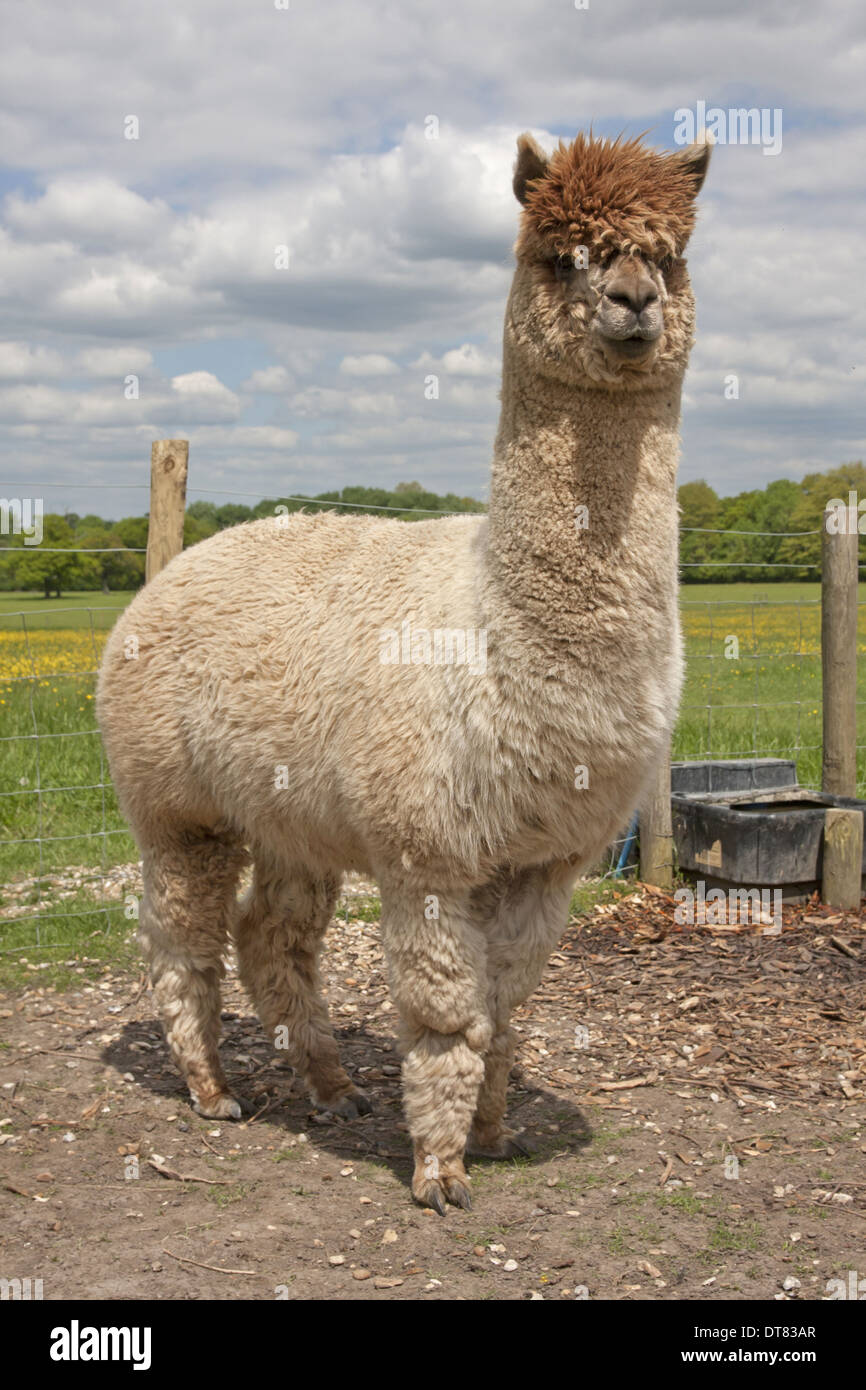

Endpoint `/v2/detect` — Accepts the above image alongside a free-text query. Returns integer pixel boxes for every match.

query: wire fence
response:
[1,487,863,952]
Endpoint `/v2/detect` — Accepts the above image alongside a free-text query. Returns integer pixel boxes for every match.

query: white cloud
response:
[414,344,500,376]
[76,346,154,376]
[0,370,241,429]
[0,341,64,379]
[169,372,240,421]
[339,354,399,376]
[347,392,399,416]
[187,425,298,450]
[241,365,291,393]
[287,386,348,419]
[172,370,234,398]
[0,383,70,421]
[4,1,863,184]
[0,1,862,505]
[5,177,170,250]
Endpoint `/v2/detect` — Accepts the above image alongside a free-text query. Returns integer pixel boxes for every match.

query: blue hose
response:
[613,812,639,877]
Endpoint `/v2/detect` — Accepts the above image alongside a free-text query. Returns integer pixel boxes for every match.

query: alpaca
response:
[97,129,710,1213]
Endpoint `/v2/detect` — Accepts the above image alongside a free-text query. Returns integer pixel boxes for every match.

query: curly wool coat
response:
[97,129,709,1211]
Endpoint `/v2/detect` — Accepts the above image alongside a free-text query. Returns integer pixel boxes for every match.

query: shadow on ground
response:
[102,1012,595,1198]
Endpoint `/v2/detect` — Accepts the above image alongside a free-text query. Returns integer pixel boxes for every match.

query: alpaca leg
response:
[139,828,248,1119]
[468,861,578,1156]
[380,881,492,1213]
[467,1025,527,1158]
[233,861,370,1118]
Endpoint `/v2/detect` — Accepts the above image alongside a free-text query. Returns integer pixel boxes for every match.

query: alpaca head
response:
[509,130,710,389]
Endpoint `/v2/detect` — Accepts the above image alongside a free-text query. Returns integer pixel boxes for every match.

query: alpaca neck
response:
[485,333,684,652]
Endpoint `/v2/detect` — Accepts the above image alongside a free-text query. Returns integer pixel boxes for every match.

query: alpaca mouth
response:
[606,334,657,358]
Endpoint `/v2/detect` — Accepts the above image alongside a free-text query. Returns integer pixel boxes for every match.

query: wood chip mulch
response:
[517,885,865,1119]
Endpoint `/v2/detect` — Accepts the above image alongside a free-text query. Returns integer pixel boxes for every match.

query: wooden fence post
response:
[821,501,858,797]
[821,503,861,907]
[145,440,189,582]
[822,807,863,911]
[640,738,673,889]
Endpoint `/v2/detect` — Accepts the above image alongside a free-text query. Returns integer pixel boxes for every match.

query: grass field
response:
[2,581,865,963]
[0,592,138,959]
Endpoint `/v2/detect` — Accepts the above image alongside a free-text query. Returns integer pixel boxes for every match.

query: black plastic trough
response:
[671,759,866,899]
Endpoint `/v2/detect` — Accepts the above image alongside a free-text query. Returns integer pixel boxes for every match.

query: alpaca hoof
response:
[446,1178,473,1211]
[351,1089,373,1116]
[192,1092,245,1120]
[314,1088,372,1120]
[423,1183,447,1217]
[413,1172,472,1215]
[466,1127,530,1160]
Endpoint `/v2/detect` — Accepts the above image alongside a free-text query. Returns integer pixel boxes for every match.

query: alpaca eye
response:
[553,254,574,281]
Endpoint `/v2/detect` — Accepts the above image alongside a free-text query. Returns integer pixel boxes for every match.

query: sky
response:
[0,0,863,518]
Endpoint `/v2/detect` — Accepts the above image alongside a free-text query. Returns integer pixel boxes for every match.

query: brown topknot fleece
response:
[514,131,710,262]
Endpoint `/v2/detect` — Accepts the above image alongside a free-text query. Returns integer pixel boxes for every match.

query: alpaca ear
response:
[513,133,549,205]
[675,135,712,196]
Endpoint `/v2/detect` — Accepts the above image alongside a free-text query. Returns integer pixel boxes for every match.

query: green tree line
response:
[0,481,485,596]
[2,467,863,596]
[679,462,866,582]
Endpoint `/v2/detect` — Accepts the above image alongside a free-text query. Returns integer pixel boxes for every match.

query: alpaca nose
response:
[597,257,664,354]
[604,277,658,315]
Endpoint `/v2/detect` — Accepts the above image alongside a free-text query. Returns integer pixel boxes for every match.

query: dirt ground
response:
[1,883,865,1302]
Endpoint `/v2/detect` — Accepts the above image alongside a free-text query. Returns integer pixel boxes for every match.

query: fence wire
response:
[0,519,862,950]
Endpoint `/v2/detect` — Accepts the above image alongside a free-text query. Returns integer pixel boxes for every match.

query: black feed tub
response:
[671,759,866,900]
